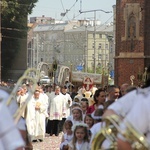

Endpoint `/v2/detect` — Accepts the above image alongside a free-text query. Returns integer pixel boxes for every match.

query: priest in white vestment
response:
[26,89,48,142]
[46,86,65,136]
[59,85,72,131]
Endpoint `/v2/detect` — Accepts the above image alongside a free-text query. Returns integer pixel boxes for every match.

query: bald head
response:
[120,83,130,96]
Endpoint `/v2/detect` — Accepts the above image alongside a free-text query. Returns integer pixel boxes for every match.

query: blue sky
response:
[29,0,116,24]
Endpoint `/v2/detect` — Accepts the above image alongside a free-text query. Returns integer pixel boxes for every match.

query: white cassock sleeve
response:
[0,102,25,150]
[0,89,26,131]
[5,100,26,131]
[118,96,150,144]
[90,122,102,148]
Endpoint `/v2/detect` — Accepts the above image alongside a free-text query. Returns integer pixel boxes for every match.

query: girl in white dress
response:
[60,120,73,150]
[67,107,84,125]
[68,123,90,150]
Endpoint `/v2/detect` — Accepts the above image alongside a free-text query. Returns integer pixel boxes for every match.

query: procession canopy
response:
[72,72,102,85]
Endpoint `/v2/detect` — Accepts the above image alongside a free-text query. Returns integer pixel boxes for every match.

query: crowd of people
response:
[0,65,150,150]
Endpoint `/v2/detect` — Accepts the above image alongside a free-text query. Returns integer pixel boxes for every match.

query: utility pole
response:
[79,1,112,73]
[31,38,33,68]
[85,25,88,72]
[33,36,36,67]
[36,34,39,66]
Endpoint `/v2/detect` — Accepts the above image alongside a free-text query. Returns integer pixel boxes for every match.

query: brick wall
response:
[115,58,144,85]
[114,0,150,86]
[145,1,150,56]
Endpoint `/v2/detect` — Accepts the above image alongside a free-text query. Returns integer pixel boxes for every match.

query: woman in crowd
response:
[87,88,106,114]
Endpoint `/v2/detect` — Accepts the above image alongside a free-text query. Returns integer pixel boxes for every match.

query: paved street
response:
[32,133,62,150]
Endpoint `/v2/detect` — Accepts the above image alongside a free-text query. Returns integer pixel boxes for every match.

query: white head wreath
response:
[91,112,102,120]
[72,102,81,106]
[71,123,88,132]
[71,107,83,112]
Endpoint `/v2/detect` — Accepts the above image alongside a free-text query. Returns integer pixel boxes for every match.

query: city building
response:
[63,24,114,73]
[29,21,80,67]
[27,23,37,68]
[27,19,114,77]
[64,25,86,70]
[29,15,55,24]
[32,23,66,67]
[87,25,113,74]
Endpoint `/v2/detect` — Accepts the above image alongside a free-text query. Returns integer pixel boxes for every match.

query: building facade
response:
[64,26,87,71]
[115,0,150,86]
[28,20,114,77]
[30,15,55,24]
[87,26,113,74]
[64,25,114,73]
[33,23,66,67]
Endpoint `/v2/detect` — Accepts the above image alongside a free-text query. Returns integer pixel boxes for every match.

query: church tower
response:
[115,0,150,86]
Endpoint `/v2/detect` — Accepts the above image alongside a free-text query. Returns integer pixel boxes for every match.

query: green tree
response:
[1,0,38,79]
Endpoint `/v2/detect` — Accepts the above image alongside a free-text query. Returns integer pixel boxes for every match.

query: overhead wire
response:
[34,0,80,42]
[34,0,79,33]
[58,0,116,68]
[60,0,86,49]
[1,0,115,68]
[2,0,114,43]
[59,0,114,49]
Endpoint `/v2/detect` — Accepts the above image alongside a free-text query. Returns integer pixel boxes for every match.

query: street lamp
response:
[84,24,88,72]
[79,7,112,73]
[52,60,58,87]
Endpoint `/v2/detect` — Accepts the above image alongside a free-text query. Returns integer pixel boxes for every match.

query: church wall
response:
[115,0,148,86]
[144,1,150,57]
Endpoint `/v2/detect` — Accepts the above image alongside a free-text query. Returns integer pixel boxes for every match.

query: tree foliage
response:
[1,0,38,17]
[1,0,38,78]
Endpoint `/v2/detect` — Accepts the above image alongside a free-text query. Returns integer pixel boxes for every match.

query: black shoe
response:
[50,133,53,136]
[32,140,38,142]
[39,139,43,142]
[55,134,59,136]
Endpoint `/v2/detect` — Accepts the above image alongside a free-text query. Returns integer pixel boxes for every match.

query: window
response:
[105,54,108,60]
[99,34,102,38]
[97,63,101,67]
[98,54,102,59]
[105,44,108,49]
[93,33,95,38]
[98,43,101,49]
[43,76,49,79]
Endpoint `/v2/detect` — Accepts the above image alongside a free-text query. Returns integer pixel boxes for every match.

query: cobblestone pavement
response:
[32,133,62,150]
